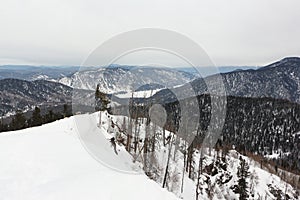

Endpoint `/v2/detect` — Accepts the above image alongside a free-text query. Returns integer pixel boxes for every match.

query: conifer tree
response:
[237,157,250,200]
[31,107,43,127]
[11,110,26,130]
[95,84,110,127]
[95,84,110,111]
[63,104,71,118]
[44,109,54,123]
[0,116,3,132]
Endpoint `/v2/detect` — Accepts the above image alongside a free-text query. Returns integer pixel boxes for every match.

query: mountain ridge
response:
[153,57,300,103]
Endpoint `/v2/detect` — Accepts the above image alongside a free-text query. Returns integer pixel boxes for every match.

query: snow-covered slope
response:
[59,67,194,93]
[0,113,298,200]
[181,150,300,199]
[0,115,179,200]
[96,113,299,200]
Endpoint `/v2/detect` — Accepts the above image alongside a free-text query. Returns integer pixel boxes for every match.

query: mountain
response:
[0,65,80,81]
[59,66,195,93]
[194,57,300,103]
[0,78,72,116]
[152,57,300,103]
[2,57,300,116]
[177,66,258,77]
[0,65,258,83]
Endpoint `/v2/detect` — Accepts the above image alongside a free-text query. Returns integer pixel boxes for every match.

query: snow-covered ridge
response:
[0,115,179,200]
[1,113,298,199]
[100,112,299,199]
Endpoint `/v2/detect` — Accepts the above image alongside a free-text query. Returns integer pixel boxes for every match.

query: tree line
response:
[96,88,299,199]
[161,94,300,174]
[0,104,72,132]
[119,93,300,174]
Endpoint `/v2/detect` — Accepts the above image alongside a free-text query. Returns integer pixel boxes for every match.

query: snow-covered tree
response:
[236,157,250,200]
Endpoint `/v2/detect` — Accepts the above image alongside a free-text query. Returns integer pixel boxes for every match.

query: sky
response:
[0,0,300,67]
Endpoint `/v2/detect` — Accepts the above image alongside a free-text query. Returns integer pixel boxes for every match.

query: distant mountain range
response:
[0,79,72,116]
[59,66,195,93]
[1,57,300,117]
[154,57,300,103]
[0,66,196,116]
[0,65,257,82]
[0,65,80,81]
[176,66,258,77]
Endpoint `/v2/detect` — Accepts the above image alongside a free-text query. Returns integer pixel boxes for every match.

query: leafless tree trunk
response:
[284,182,287,200]
[143,122,150,171]
[126,117,132,153]
[173,136,179,161]
[181,140,187,194]
[98,111,102,127]
[186,144,194,179]
[126,92,135,153]
[163,134,174,188]
[134,118,138,154]
[196,151,204,200]
[163,127,166,146]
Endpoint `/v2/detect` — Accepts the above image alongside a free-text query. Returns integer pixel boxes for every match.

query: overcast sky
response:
[0,0,299,67]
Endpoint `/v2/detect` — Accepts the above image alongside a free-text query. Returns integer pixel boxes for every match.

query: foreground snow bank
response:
[0,116,179,200]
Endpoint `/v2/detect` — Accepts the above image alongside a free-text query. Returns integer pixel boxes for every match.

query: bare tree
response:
[181,140,187,194]
[163,134,174,188]
[196,151,205,200]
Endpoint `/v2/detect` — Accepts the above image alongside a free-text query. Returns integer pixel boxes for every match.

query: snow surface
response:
[114,89,162,98]
[0,116,179,200]
[0,113,299,200]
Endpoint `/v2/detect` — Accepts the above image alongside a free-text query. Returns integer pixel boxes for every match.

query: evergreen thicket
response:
[0,104,71,132]
[236,157,250,200]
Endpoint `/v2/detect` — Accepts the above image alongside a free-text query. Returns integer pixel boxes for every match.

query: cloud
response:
[0,0,299,66]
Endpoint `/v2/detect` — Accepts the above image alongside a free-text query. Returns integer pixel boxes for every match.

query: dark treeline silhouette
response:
[0,104,72,132]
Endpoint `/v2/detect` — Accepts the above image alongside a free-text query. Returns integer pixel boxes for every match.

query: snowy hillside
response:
[97,112,299,199]
[1,112,298,199]
[59,67,194,93]
[0,115,178,200]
